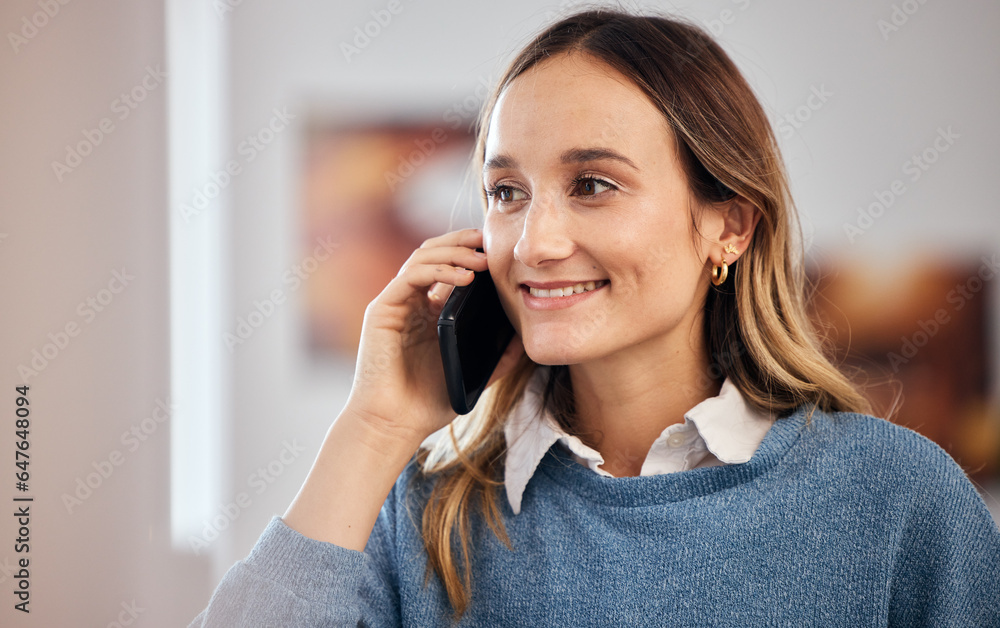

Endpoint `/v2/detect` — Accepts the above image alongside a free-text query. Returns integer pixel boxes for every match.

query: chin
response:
[524,350,573,367]
[520,328,600,366]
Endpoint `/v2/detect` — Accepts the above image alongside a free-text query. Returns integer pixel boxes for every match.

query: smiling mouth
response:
[525,280,608,298]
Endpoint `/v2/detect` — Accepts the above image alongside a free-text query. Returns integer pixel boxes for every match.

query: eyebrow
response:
[483,147,639,173]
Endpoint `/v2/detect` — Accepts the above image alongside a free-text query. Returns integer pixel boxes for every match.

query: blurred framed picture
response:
[810,257,999,483]
[300,116,479,356]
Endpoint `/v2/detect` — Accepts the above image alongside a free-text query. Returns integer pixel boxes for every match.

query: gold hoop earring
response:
[711,260,728,286]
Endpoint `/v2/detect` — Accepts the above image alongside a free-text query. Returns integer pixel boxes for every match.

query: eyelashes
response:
[484,175,618,204]
[568,175,616,196]
[483,183,525,203]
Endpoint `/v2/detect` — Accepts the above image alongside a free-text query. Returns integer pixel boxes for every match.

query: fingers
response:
[426,282,455,307]
[379,269,466,314]
[418,228,483,251]
[393,259,478,296]
[400,245,488,279]
[399,227,487,284]
[380,230,489,305]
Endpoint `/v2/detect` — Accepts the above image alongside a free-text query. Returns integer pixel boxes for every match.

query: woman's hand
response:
[283,229,523,549]
[344,228,525,446]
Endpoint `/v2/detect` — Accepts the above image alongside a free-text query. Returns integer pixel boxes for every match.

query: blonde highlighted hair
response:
[413,8,871,622]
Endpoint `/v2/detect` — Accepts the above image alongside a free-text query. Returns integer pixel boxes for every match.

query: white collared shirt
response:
[503,366,776,515]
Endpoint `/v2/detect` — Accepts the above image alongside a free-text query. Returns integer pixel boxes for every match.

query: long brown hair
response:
[414,8,870,621]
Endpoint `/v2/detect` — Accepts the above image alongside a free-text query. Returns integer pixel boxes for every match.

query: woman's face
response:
[482,52,714,366]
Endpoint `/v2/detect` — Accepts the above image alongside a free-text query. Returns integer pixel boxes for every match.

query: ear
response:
[701,195,761,267]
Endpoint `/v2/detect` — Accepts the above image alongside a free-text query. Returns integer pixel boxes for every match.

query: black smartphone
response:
[437,264,516,415]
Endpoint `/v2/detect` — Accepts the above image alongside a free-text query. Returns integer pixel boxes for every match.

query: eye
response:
[485,184,528,205]
[571,176,616,197]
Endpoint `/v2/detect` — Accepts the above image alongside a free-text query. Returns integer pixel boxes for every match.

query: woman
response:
[192,9,1000,626]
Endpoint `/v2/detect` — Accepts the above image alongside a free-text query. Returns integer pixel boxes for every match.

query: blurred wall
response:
[0,0,205,625]
[0,0,997,624]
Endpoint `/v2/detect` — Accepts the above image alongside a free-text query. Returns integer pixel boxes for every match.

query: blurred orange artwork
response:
[300,121,477,355]
[809,256,998,483]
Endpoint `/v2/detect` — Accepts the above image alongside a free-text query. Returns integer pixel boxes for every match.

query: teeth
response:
[529,280,606,298]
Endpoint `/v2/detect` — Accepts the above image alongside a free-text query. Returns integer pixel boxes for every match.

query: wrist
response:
[338,405,427,455]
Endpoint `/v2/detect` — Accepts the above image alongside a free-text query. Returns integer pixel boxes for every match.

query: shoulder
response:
[364,452,440,555]
[389,452,436,506]
[790,407,983,504]
[796,407,956,465]
[785,407,1000,556]
[382,451,448,524]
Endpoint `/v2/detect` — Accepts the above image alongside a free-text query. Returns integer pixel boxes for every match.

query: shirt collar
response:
[503,366,775,515]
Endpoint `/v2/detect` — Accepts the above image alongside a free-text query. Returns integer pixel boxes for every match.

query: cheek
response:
[483,213,519,309]
[483,212,517,264]
[643,202,699,264]
[609,212,702,297]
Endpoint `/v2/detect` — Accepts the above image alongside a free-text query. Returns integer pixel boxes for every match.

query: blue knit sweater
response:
[190,407,1000,626]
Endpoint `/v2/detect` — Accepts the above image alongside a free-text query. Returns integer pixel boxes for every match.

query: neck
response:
[566,312,720,477]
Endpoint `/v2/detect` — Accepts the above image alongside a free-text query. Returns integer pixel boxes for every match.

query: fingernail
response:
[473,250,487,258]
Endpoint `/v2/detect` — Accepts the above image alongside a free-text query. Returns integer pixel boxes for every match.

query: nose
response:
[513,195,574,267]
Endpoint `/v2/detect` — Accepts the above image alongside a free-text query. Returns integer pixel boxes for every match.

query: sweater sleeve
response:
[188,465,409,628]
[887,446,1000,627]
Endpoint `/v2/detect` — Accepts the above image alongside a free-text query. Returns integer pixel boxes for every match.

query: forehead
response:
[484,52,673,166]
